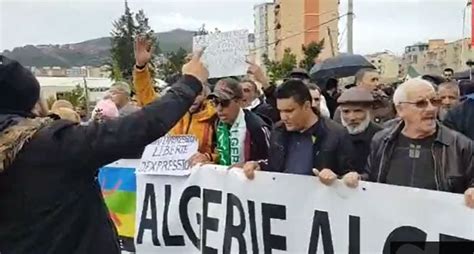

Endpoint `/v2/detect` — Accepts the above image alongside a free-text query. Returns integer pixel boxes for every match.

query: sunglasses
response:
[211,98,233,108]
[400,98,442,108]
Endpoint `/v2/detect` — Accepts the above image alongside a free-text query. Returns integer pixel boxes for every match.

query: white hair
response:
[340,109,371,135]
[393,78,434,105]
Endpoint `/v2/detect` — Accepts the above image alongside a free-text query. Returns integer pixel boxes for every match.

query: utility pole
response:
[347,0,354,54]
[327,27,336,57]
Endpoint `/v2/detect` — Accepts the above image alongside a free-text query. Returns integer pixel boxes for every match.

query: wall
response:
[274,0,339,62]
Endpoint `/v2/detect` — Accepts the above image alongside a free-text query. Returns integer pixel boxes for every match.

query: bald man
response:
[364,79,474,208]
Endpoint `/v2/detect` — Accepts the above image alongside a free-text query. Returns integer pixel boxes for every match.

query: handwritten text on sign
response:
[137,135,198,175]
[193,30,249,78]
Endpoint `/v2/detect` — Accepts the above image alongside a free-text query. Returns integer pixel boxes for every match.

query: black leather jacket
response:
[260,117,356,176]
[365,121,474,193]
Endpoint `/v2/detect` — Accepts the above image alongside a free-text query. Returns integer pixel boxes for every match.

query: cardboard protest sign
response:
[135,165,474,253]
[137,135,198,176]
[193,30,249,78]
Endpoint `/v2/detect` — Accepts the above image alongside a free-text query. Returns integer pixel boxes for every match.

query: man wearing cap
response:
[337,87,383,171]
[199,78,270,166]
[108,81,140,117]
[0,54,209,253]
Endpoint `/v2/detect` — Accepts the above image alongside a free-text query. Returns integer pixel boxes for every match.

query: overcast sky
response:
[0,0,471,55]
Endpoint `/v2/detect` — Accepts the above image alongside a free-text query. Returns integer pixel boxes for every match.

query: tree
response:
[299,40,324,71]
[195,24,209,36]
[110,1,136,82]
[57,85,87,108]
[158,47,188,80]
[263,48,297,83]
[135,9,161,55]
[109,2,159,84]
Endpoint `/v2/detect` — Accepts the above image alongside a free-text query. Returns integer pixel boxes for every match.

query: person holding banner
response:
[203,78,270,166]
[366,78,474,208]
[239,79,360,188]
[133,36,218,163]
[337,87,383,172]
[0,52,208,254]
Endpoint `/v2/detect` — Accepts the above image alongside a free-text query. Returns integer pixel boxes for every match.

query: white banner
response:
[193,30,249,78]
[135,165,474,253]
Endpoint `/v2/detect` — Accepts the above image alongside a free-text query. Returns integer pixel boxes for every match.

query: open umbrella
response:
[310,53,376,81]
[454,69,472,80]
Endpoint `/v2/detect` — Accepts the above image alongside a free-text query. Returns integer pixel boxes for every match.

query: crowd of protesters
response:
[0,34,474,254]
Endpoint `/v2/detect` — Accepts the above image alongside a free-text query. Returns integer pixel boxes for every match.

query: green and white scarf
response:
[216,109,246,166]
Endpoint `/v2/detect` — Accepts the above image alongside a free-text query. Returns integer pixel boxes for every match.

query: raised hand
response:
[135,35,153,67]
[246,60,270,89]
[182,49,209,84]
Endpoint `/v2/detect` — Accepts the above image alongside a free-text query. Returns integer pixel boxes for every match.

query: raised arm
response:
[60,51,209,172]
[133,35,158,106]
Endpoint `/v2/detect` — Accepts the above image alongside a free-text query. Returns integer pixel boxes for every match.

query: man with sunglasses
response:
[205,78,270,166]
[364,79,474,208]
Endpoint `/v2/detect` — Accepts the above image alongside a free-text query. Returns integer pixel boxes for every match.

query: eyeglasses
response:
[400,98,442,108]
[211,98,233,108]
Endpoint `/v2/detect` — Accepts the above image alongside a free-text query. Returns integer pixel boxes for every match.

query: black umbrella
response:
[310,53,376,81]
[454,69,472,80]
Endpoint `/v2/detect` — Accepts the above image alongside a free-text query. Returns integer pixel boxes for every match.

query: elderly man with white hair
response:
[363,78,474,208]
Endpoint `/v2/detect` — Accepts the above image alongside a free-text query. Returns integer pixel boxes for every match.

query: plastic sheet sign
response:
[193,29,249,78]
[137,135,198,176]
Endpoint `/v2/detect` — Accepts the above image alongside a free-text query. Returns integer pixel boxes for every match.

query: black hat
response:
[0,56,40,116]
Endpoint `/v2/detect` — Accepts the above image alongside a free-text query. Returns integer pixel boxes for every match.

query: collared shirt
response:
[246,98,262,110]
[283,121,321,175]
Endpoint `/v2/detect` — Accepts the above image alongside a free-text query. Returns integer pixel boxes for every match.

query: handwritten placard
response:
[193,29,249,78]
[137,135,198,176]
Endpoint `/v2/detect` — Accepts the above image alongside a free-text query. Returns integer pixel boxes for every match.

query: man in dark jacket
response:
[333,68,396,124]
[337,87,383,172]
[443,94,474,140]
[364,79,474,208]
[193,78,270,166]
[0,53,208,254]
[238,79,360,188]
